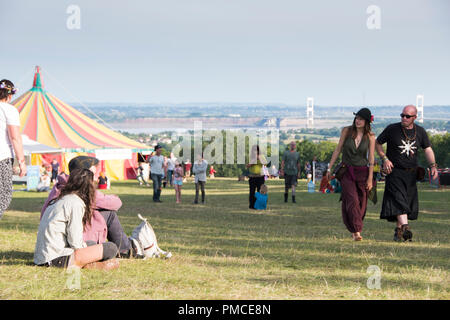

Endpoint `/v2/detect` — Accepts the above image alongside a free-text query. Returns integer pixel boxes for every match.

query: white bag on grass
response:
[129,214,172,259]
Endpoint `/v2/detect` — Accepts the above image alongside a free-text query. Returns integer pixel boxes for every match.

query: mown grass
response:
[0,178,448,299]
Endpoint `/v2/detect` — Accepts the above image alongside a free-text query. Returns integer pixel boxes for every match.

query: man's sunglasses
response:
[400,114,416,119]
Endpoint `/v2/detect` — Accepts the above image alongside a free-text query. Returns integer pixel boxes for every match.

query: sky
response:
[1,0,449,106]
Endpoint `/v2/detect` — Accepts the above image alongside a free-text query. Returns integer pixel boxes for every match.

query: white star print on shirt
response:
[399,139,417,157]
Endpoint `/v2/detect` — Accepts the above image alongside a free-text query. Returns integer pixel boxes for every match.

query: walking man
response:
[376,105,438,241]
[192,153,208,204]
[149,144,166,202]
[280,141,301,203]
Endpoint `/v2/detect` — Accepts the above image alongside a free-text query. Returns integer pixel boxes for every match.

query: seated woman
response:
[34,168,119,270]
[98,172,108,190]
[41,156,137,258]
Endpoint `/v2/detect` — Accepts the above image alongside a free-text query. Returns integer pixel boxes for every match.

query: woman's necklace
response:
[401,124,416,142]
[354,134,362,149]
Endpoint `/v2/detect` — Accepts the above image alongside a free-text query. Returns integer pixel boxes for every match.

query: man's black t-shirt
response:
[376,123,431,169]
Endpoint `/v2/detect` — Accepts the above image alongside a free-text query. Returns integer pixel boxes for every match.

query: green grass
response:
[1,178,449,299]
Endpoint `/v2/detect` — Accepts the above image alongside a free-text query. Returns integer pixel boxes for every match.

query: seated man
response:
[41,156,138,258]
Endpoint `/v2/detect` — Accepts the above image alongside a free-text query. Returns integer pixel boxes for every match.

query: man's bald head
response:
[403,105,417,115]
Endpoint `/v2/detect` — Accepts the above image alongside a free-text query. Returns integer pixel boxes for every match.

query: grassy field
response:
[0,178,448,300]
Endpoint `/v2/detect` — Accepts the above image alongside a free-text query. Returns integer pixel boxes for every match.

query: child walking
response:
[173,161,184,203]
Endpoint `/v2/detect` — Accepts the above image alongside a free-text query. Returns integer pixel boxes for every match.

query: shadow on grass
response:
[0,251,35,266]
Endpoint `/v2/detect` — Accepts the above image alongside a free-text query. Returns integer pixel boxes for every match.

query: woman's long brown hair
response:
[56,168,96,229]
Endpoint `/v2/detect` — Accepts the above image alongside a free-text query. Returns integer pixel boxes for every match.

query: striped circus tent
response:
[12,66,152,180]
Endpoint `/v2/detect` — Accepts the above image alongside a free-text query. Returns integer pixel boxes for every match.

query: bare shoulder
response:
[340,126,351,138]
[341,126,351,134]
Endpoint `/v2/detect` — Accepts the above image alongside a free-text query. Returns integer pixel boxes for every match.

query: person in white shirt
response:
[0,79,26,219]
[192,153,208,204]
[37,172,51,192]
[34,168,119,270]
[148,144,166,202]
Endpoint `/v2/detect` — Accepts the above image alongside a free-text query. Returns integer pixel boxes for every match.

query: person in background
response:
[98,172,108,190]
[136,162,149,186]
[305,161,311,176]
[34,168,119,270]
[148,145,166,202]
[254,184,268,210]
[173,161,184,204]
[40,164,49,176]
[184,159,192,179]
[262,165,269,181]
[319,170,333,193]
[192,153,208,204]
[37,172,51,192]
[166,152,176,187]
[51,158,60,184]
[270,165,279,179]
[373,159,381,181]
[281,141,301,203]
[209,165,216,179]
[0,79,26,219]
[327,108,375,241]
[246,145,266,209]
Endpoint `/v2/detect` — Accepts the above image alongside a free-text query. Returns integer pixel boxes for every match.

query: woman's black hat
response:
[353,108,372,122]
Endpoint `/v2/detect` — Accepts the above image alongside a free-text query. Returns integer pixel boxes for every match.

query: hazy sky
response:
[1,0,449,106]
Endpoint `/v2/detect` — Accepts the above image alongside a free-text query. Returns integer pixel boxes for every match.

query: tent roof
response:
[12,66,151,152]
[22,134,62,155]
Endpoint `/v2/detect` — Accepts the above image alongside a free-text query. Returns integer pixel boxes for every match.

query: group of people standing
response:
[147,145,209,204]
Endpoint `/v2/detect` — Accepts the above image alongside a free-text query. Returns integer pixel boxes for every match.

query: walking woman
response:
[0,79,26,219]
[327,108,375,241]
[34,168,119,270]
[246,145,266,209]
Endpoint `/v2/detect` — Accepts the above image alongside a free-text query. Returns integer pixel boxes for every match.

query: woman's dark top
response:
[342,133,369,167]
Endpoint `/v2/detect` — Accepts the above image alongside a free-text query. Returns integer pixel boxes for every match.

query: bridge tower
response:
[306,97,314,129]
[416,94,424,123]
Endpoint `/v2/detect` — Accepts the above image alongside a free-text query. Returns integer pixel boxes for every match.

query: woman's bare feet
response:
[352,232,363,241]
